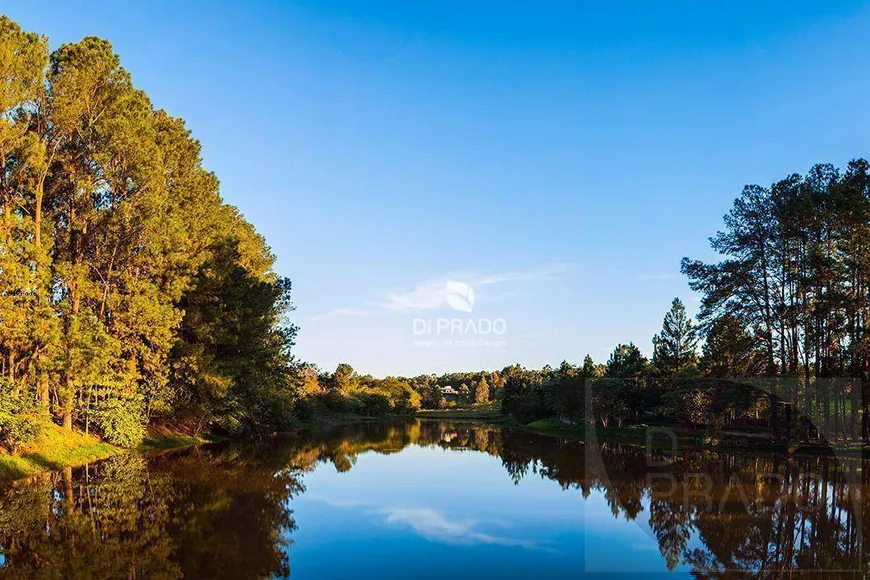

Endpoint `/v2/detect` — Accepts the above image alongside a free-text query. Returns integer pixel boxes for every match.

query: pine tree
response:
[652,298,699,377]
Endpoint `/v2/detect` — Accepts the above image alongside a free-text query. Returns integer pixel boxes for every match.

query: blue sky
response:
[9,1,869,376]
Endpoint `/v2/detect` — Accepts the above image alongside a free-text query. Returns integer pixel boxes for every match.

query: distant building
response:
[441,386,459,397]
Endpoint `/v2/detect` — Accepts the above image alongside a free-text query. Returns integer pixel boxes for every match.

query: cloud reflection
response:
[379,507,544,550]
[307,495,550,551]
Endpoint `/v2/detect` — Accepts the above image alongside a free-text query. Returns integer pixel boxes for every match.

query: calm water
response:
[0,420,865,578]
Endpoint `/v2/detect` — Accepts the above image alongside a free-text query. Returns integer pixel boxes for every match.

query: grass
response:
[139,433,211,451]
[526,418,571,430]
[0,423,119,481]
[416,402,508,420]
[0,423,220,482]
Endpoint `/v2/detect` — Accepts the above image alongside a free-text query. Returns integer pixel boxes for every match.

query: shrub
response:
[360,392,392,416]
[323,390,348,411]
[0,382,40,453]
[344,396,365,414]
[94,394,146,447]
[0,412,39,453]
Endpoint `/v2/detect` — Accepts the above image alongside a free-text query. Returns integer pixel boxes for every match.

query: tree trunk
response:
[38,373,49,411]
[63,393,73,430]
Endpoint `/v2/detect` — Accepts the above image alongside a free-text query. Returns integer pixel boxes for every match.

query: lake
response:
[0,420,864,578]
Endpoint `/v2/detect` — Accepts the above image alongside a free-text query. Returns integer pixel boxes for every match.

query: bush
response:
[0,382,40,453]
[0,412,39,453]
[94,394,146,447]
[344,396,366,414]
[360,392,392,416]
[323,390,348,411]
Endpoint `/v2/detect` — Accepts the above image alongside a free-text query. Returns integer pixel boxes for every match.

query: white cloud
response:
[376,262,571,312]
[378,280,447,312]
[309,262,572,319]
[473,262,571,285]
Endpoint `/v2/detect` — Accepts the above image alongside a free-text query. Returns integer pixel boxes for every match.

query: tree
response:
[606,343,648,378]
[652,298,699,376]
[683,160,870,441]
[331,363,358,395]
[0,18,299,446]
[601,344,650,425]
[459,383,470,402]
[0,17,49,409]
[699,314,765,378]
[474,376,489,404]
[297,363,322,396]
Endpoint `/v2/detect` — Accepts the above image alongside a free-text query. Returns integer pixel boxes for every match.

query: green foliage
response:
[0,17,299,445]
[0,382,39,452]
[331,363,358,394]
[0,407,39,454]
[474,376,490,404]
[0,14,866,450]
[699,314,765,377]
[297,364,423,418]
[606,343,649,377]
[0,414,38,453]
[501,366,547,423]
[652,298,698,376]
[661,387,713,426]
[359,392,393,416]
[683,160,870,440]
[94,393,146,447]
[0,422,118,479]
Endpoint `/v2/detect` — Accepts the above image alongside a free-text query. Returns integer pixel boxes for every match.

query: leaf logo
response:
[445,280,474,313]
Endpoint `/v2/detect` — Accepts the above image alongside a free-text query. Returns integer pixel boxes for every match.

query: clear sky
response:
[8,1,869,377]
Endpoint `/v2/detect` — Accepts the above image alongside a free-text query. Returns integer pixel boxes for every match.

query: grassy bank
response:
[0,424,221,482]
[415,402,512,422]
[417,409,507,420]
[0,424,119,480]
[139,434,214,452]
[522,417,869,457]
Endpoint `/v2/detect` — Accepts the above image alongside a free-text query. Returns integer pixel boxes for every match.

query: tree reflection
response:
[0,420,866,577]
[298,420,867,577]
[0,448,301,579]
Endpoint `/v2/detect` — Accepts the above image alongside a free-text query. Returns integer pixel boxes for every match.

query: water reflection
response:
[0,446,301,579]
[0,420,866,578]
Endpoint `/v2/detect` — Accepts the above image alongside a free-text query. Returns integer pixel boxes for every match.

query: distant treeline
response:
[486,159,870,443]
[0,18,297,448]
[268,157,870,445]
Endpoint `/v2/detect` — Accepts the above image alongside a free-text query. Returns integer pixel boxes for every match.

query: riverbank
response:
[0,424,119,480]
[523,417,869,458]
[0,413,421,482]
[0,424,216,481]
[415,402,511,422]
[416,410,510,422]
[5,412,864,483]
[421,405,870,458]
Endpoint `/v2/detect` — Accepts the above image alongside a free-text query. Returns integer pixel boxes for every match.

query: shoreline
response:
[0,426,217,482]
[520,417,869,459]
[5,411,866,483]
[417,408,870,459]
